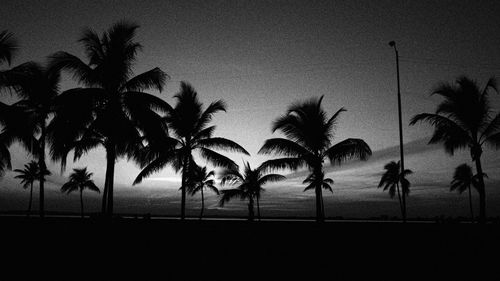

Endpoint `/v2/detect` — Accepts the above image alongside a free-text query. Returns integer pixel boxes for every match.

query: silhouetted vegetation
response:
[0,20,498,225]
[219,161,285,221]
[13,160,49,217]
[47,21,169,217]
[259,96,372,222]
[410,76,499,223]
[378,161,412,219]
[186,164,218,219]
[0,62,60,217]
[133,82,249,220]
[450,163,482,222]
[60,167,100,218]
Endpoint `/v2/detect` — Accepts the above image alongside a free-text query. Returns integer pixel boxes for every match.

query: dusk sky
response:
[1,0,499,217]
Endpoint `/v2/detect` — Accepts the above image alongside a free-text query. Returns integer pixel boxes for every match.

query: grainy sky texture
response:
[1,1,499,216]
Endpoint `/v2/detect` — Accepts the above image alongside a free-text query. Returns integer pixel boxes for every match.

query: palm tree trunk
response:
[468,186,474,223]
[256,195,261,221]
[105,145,116,217]
[101,174,108,215]
[28,182,33,217]
[248,197,255,221]
[199,187,204,220]
[180,153,190,220]
[80,189,84,219]
[315,185,324,222]
[474,156,486,223]
[396,183,404,220]
[38,124,46,218]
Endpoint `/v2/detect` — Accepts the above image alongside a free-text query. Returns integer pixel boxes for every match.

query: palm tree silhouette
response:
[378,161,412,219]
[0,30,17,67]
[451,163,483,222]
[61,167,100,218]
[186,164,219,219]
[302,171,334,216]
[0,62,60,218]
[0,30,17,177]
[410,76,499,223]
[14,161,42,217]
[133,82,249,220]
[219,161,286,221]
[259,96,372,222]
[48,20,170,217]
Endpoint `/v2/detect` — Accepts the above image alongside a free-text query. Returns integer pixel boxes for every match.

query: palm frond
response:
[259,158,306,173]
[48,51,97,86]
[257,174,286,185]
[0,30,17,66]
[324,138,372,165]
[121,67,169,93]
[198,147,238,169]
[196,137,249,155]
[410,113,471,155]
[258,138,311,157]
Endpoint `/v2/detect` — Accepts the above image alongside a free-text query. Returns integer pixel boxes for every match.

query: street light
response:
[389,40,407,222]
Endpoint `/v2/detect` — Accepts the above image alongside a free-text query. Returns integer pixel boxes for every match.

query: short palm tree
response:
[378,161,412,219]
[0,62,60,218]
[61,167,100,218]
[186,164,219,219]
[259,96,372,222]
[219,161,286,221]
[133,82,249,220]
[450,163,482,222]
[14,161,40,216]
[302,171,334,217]
[48,20,170,216]
[410,76,499,222]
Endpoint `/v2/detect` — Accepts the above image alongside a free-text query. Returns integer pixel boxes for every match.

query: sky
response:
[1,0,500,217]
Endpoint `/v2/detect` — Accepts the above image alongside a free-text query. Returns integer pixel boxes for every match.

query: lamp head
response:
[388,41,396,47]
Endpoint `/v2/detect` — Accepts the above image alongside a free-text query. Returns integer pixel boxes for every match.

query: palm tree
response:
[0,30,17,67]
[451,164,482,222]
[259,96,372,222]
[186,164,219,219]
[378,161,412,219]
[302,171,334,217]
[133,82,249,220]
[219,161,286,221]
[13,161,40,216]
[0,62,60,218]
[410,76,499,223]
[0,30,17,177]
[61,167,100,218]
[47,20,170,217]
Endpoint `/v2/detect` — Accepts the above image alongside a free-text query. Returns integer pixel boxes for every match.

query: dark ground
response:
[1,216,499,280]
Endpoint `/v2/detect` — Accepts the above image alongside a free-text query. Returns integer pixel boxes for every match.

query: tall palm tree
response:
[450,163,482,222]
[14,161,40,216]
[61,167,100,218]
[186,164,219,219]
[0,30,17,67]
[259,96,372,222]
[47,20,170,217]
[0,30,17,177]
[378,161,412,219]
[219,161,286,221]
[410,76,499,223]
[133,82,249,220]
[0,62,60,218]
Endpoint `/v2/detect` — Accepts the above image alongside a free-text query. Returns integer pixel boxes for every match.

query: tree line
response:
[1,21,498,223]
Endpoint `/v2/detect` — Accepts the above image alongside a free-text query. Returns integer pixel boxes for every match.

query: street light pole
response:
[389,41,407,222]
